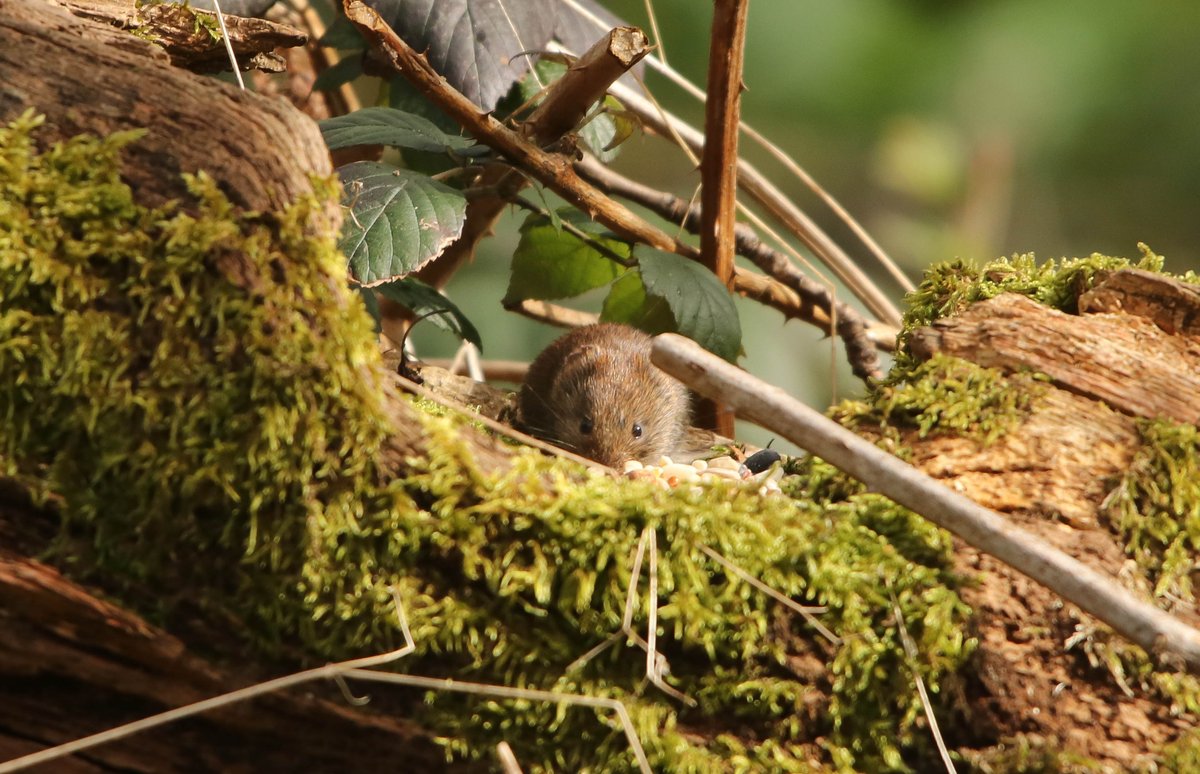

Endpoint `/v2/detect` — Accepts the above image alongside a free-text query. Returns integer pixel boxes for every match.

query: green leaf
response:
[375,278,482,351]
[313,55,362,92]
[320,107,476,154]
[600,270,675,333]
[504,211,630,304]
[337,161,468,285]
[638,250,741,361]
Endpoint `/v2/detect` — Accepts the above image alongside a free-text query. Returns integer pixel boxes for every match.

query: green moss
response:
[835,353,1048,446]
[1102,419,1200,605]
[1160,728,1200,772]
[959,735,1102,773]
[0,114,973,772]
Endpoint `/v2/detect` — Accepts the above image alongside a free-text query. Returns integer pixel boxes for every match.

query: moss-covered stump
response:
[832,252,1200,770]
[3,118,1199,772]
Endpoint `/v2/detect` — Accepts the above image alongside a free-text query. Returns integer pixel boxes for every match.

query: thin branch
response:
[698,545,838,644]
[699,0,748,287]
[510,299,600,329]
[346,1,829,354]
[696,0,750,436]
[577,156,886,380]
[649,333,1200,674]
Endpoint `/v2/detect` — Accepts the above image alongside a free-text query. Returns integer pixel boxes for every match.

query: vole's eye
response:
[579,418,594,435]
[631,423,644,439]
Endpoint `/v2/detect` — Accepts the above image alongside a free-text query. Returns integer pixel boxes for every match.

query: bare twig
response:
[509,299,601,329]
[650,333,1200,673]
[497,741,524,774]
[695,0,750,436]
[699,0,748,288]
[423,357,529,383]
[698,545,837,644]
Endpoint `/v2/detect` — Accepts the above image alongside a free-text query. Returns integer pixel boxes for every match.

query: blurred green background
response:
[409,0,1200,451]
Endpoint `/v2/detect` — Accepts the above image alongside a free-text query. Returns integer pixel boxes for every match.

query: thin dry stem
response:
[340,669,652,774]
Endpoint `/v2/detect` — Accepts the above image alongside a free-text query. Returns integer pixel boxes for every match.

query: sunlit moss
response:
[0,114,974,772]
[1102,419,1200,605]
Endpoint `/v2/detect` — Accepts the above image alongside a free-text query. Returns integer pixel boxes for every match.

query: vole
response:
[517,323,691,467]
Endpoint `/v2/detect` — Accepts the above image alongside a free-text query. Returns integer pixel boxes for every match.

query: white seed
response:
[706,456,742,471]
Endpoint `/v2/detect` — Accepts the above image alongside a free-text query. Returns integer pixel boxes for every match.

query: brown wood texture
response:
[58,0,307,74]
[1080,267,1200,337]
[0,551,445,773]
[0,1,332,215]
[910,290,1200,425]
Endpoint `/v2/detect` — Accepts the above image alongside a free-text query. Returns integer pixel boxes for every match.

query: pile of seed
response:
[623,450,784,496]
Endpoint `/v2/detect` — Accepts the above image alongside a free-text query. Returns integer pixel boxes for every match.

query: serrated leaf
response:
[337,161,467,285]
[375,278,482,350]
[599,271,674,333]
[313,55,362,92]
[363,0,555,111]
[504,212,629,304]
[638,250,742,361]
[320,107,475,154]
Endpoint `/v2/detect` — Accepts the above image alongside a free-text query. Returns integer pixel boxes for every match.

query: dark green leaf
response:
[320,107,475,154]
[317,15,363,50]
[366,0,554,111]
[599,271,675,333]
[375,278,482,351]
[638,250,742,361]
[338,161,468,285]
[313,55,362,92]
[504,212,629,304]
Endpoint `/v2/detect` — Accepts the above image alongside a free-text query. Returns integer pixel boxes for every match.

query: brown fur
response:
[518,324,691,467]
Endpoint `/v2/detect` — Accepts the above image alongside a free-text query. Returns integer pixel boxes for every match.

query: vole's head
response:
[519,326,690,467]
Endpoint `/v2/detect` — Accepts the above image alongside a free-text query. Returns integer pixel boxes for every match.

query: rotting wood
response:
[1080,267,1200,337]
[0,553,443,772]
[0,1,330,215]
[909,292,1200,425]
[57,0,307,74]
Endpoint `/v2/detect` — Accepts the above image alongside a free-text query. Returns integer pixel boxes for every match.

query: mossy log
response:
[2,3,1200,773]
